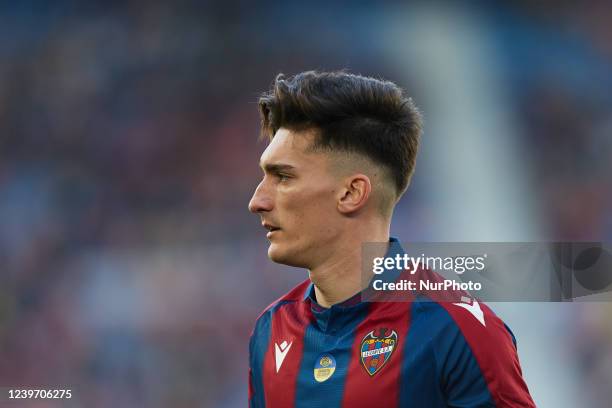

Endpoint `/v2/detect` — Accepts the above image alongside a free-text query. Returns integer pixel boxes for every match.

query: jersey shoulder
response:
[411,267,513,343]
[412,293,516,353]
[412,295,535,407]
[251,279,311,336]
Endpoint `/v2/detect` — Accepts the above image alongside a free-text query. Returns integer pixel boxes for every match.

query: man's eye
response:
[278,174,290,181]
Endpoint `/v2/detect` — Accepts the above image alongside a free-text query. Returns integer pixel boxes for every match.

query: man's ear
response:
[337,174,371,214]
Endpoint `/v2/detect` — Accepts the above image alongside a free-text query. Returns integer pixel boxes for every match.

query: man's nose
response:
[248,181,273,213]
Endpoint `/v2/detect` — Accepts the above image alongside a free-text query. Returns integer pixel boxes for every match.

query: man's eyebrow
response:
[260,163,296,173]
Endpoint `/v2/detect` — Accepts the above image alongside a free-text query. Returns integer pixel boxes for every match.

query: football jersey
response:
[249,239,535,407]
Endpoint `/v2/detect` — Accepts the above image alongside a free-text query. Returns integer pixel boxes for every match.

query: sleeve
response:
[437,301,536,408]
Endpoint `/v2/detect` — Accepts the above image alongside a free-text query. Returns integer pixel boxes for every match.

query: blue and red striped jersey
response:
[249,240,535,407]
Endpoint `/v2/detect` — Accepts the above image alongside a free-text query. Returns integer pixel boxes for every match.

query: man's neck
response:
[310,226,390,308]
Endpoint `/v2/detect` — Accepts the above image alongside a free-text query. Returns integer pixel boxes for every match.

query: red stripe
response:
[438,301,536,407]
[262,300,313,408]
[342,301,412,408]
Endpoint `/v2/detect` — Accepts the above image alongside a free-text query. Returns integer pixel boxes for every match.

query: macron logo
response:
[453,296,486,327]
[275,340,293,373]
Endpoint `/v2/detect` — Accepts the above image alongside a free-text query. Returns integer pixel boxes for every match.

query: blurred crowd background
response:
[0,1,611,407]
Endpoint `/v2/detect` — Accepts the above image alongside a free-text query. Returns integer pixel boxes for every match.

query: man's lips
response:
[262,222,280,230]
[266,229,280,239]
[262,223,281,236]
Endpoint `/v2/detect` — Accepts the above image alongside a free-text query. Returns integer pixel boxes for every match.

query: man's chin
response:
[267,244,303,267]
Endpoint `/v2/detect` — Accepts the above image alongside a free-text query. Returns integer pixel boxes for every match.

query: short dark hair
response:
[258,70,422,198]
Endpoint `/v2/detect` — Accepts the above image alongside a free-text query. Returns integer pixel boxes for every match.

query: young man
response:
[247,71,535,407]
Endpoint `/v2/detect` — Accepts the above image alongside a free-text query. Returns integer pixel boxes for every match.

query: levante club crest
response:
[360,328,398,376]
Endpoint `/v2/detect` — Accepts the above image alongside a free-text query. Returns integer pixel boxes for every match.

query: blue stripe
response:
[400,297,495,407]
[249,301,291,408]
[504,322,518,348]
[294,303,369,408]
